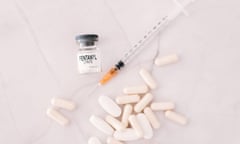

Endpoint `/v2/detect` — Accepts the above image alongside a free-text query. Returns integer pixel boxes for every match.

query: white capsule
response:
[113,128,140,141]
[123,85,148,94]
[51,97,76,111]
[98,95,121,117]
[46,108,69,126]
[128,115,143,137]
[151,102,175,111]
[89,115,114,135]
[136,113,153,139]
[88,137,102,144]
[105,115,125,131]
[121,104,133,127]
[143,107,160,129]
[134,93,153,113]
[165,111,187,125]
[139,68,157,89]
[107,137,124,144]
[116,95,140,105]
[155,54,179,66]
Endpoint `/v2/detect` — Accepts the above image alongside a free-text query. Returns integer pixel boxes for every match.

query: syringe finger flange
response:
[115,61,125,70]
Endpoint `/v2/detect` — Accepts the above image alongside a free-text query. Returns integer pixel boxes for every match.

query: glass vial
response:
[75,34,101,74]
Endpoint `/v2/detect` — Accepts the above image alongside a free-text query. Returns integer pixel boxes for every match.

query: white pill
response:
[144,107,160,129]
[116,95,140,105]
[113,128,140,141]
[46,108,69,126]
[136,113,153,139]
[51,97,76,111]
[139,68,157,89]
[107,137,124,144]
[88,137,102,144]
[165,111,187,125]
[128,115,143,137]
[105,115,125,131]
[151,102,175,111]
[155,54,179,66]
[134,93,153,113]
[98,95,121,117]
[89,115,114,135]
[121,104,133,127]
[123,85,148,94]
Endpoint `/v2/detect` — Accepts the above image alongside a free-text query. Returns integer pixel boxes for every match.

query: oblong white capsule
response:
[121,104,133,127]
[123,85,148,94]
[143,107,160,129]
[105,115,125,131]
[51,97,76,111]
[134,93,153,113]
[89,115,114,135]
[139,68,157,89]
[107,137,124,144]
[98,95,121,117]
[165,111,187,125]
[155,54,179,66]
[88,137,102,144]
[128,115,143,137]
[113,128,140,141]
[115,95,140,105]
[151,102,175,111]
[136,113,153,139]
[46,108,69,126]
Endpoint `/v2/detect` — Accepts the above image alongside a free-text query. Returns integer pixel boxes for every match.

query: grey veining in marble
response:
[0,0,240,144]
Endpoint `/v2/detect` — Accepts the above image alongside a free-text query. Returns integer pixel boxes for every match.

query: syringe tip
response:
[99,67,118,85]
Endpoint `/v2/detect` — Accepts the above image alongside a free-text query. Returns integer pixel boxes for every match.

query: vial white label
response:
[77,51,101,74]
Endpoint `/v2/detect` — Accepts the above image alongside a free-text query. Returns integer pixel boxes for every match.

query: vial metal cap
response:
[75,34,98,47]
[75,34,98,42]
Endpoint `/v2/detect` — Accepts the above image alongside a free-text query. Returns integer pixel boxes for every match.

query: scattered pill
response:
[46,108,69,126]
[113,128,140,141]
[88,137,102,144]
[139,68,157,89]
[89,115,114,135]
[155,54,179,66]
[107,137,124,144]
[51,97,76,111]
[136,113,153,139]
[165,111,187,125]
[151,102,175,111]
[116,95,140,105]
[134,93,153,113]
[121,104,133,127]
[98,95,121,117]
[128,115,143,137]
[144,107,160,129]
[123,85,148,94]
[89,61,189,142]
[105,115,125,131]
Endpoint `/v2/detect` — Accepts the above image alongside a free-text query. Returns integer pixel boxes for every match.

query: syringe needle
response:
[99,0,194,86]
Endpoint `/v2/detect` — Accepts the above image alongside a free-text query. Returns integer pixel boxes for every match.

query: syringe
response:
[99,0,195,85]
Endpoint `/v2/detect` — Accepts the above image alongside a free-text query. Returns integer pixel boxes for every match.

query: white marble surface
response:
[1,0,240,144]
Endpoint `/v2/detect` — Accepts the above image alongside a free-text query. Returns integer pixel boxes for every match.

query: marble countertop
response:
[0,0,240,143]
